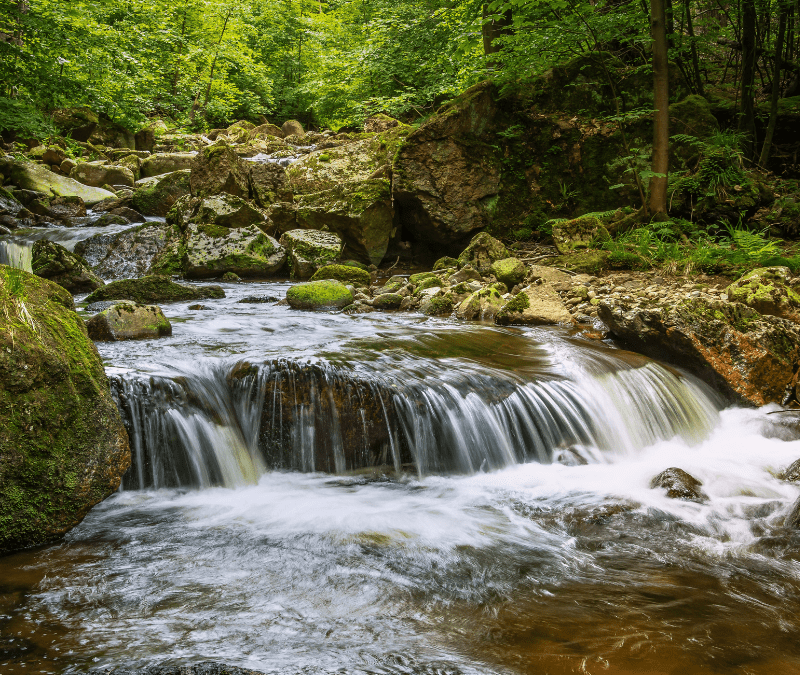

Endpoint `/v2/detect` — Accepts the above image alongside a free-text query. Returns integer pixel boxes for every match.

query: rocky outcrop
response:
[86,301,172,341]
[31,240,104,293]
[131,170,191,216]
[184,224,285,279]
[70,162,135,188]
[85,275,225,304]
[279,229,343,279]
[75,223,172,279]
[171,194,267,230]
[0,267,130,554]
[286,280,354,310]
[248,161,291,208]
[0,159,116,206]
[495,281,575,325]
[140,152,196,178]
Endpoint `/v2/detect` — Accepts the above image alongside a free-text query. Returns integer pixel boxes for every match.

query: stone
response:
[373,292,404,309]
[552,215,610,254]
[75,223,173,280]
[725,267,800,322]
[88,117,136,149]
[364,113,400,133]
[176,193,267,230]
[281,120,305,138]
[88,661,266,675]
[31,240,104,293]
[279,229,343,279]
[448,265,483,285]
[85,275,225,304]
[48,195,87,218]
[140,152,196,178]
[134,127,155,153]
[0,267,129,553]
[787,496,800,529]
[528,265,573,284]
[495,282,575,326]
[248,161,291,208]
[184,224,285,279]
[190,142,251,198]
[70,162,135,188]
[132,170,192,217]
[0,187,26,217]
[433,256,458,271]
[457,287,506,321]
[310,263,371,287]
[110,206,146,223]
[782,459,800,482]
[94,213,129,227]
[286,280,353,310]
[237,295,279,304]
[491,257,526,287]
[421,292,454,316]
[669,94,719,138]
[221,271,241,281]
[86,300,172,341]
[0,159,116,206]
[650,467,708,502]
[51,107,98,142]
[457,232,509,273]
[248,123,285,140]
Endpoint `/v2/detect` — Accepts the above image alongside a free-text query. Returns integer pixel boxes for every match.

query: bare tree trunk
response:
[739,0,758,161]
[759,0,789,167]
[482,4,513,68]
[650,0,670,215]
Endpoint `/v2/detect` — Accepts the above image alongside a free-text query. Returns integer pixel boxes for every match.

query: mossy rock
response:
[85,275,225,304]
[1,159,115,206]
[490,257,526,287]
[495,283,574,325]
[409,271,438,285]
[457,232,509,273]
[342,259,369,271]
[669,95,719,138]
[86,300,172,341]
[421,293,454,316]
[279,229,343,279]
[32,240,104,293]
[184,225,285,279]
[726,267,800,321]
[547,250,610,274]
[373,292,404,310]
[0,266,129,553]
[131,170,191,217]
[457,287,505,321]
[433,256,458,271]
[286,280,354,310]
[414,276,442,293]
[310,264,371,286]
[552,216,610,254]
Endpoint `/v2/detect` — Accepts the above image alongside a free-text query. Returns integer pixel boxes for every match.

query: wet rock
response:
[286,280,354,310]
[131,170,191,217]
[48,195,87,218]
[221,271,241,281]
[725,267,800,321]
[373,292,403,310]
[0,158,116,206]
[140,152,196,178]
[85,275,225,304]
[781,459,800,482]
[553,446,589,466]
[495,282,575,326]
[0,269,129,554]
[94,213,130,227]
[32,240,105,293]
[552,215,610,254]
[457,287,505,321]
[457,232,509,273]
[279,229,343,279]
[110,206,146,223]
[70,162,135,189]
[0,187,26,217]
[75,223,173,280]
[650,467,708,502]
[237,295,279,304]
[184,225,285,279]
[188,303,212,310]
[787,497,800,529]
[190,142,251,198]
[491,257,525,288]
[86,300,172,341]
[421,291,454,316]
[310,263,371,287]
[89,662,266,675]
[85,300,120,313]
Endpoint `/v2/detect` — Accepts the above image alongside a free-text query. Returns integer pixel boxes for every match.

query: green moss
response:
[422,293,454,316]
[433,257,458,271]
[197,224,230,239]
[285,280,354,310]
[409,272,438,285]
[310,264,371,286]
[85,275,225,304]
[414,276,441,293]
[501,291,530,314]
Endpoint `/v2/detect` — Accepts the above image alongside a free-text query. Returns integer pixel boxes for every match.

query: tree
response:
[650,0,669,215]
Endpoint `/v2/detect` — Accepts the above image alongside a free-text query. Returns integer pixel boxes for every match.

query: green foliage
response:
[670,131,748,197]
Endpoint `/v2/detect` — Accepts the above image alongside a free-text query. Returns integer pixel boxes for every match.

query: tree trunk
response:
[482,4,512,68]
[739,0,758,161]
[759,1,789,167]
[202,9,232,113]
[650,0,670,215]
[685,0,704,94]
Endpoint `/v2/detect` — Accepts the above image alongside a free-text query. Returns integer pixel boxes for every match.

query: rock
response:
[597,295,800,406]
[552,215,610,254]
[188,304,212,310]
[70,162,135,189]
[85,301,120,313]
[650,467,708,502]
[782,459,800,482]
[140,152,196,178]
[495,283,575,325]
[669,94,719,138]
[433,256,458,271]
[364,113,400,133]
[491,257,526,287]
[134,127,155,153]
[221,271,241,281]
[421,292,454,316]
[547,250,610,274]
[725,267,800,321]
[28,145,67,166]
[0,187,26,217]
[48,195,87,219]
[528,265,573,284]
[279,229,343,279]
[281,120,305,138]
[84,275,225,304]
[94,213,129,227]
[787,496,800,529]
[51,107,98,142]
[75,223,173,280]
[31,240,104,293]
[237,295,279,303]
[554,446,589,466]
[0,159,116,206]
[89,661,265,675]
[184,224,285,279]
[248,123,285,140]
[110,206,146,223]
[88,117,136,149]
[248,161,291,208]
[86,300,172,341]
[457,232,509,273]
[170,194,267,232]
[310,263,371,286]
[457,287,506,321]
[132,170,191,217]
[0,267,129,553]
[190,142,250,198]
[373,292,403,309]
[286,280,353,310]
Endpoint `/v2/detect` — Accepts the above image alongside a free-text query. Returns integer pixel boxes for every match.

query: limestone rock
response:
[725,267,800,321]
[491,257,526,288]
[184,224,285,279]
[457,287,506,321]
[180,193,267,230]
[528,265,573,284]
[131,170,191,217]
[279,229,343,279]
[552,215,610,254]
[85,275,225,304]
[281,120,305,138]
[1,159,115,206]
[421,291,454,316]
[70,162,135,188]
[31,240,104,293]
[310,264,370,287]
[248,161,291,208]
[140,152,196,178]
[286,280,353,310]
[457,232,509,273]
[650,467,708,502]
[190,142,251,198]
[86,300,172,341]
[51,107,98,142]
[75,223,173,280]
[495,282,575,325]
[0,268,129,553]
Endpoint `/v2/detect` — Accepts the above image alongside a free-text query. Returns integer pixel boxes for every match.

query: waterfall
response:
[0,240,33,272]
[111,354,721,490]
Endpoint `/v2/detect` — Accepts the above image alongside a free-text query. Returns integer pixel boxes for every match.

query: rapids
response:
[2,280,800,674]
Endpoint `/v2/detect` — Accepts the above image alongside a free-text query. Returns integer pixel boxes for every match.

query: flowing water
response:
[2,281,800,675]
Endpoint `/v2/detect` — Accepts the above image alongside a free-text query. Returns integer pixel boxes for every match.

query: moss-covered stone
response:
[457,232,509,273]
[279,229,343,279]
[131,170,191,217]
[86,300,172,341]
[409,272,438,285]
[433,256,458,271]
[457,287,506,321]
[669,95,719,138]
[490,257,526,287]
[184,225,285,279]
[85,275,225,304]
[140,152,196,178]
[0,266,129,553]
[414,276,442,293]
[70,162,135,189]
[547,250,610,274]
[190,141,250,198]
[373,292,404,310]
[0,159,115,206]
[310,264,371,286]
[726,267,800,321]
[552,216,610,254]
[32,240,104,293]
[286,280,354,310]
[421,292,454,316]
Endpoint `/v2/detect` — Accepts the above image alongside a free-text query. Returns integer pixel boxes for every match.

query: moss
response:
[501,291,531,314]
[197,224,230,239]
[245,233,276,258]
[310,264,371,286]
[85,275,225,304]
[414,276,441,293]
[285,280,354,310]
[373,292,403,310]
[422,293,454,316]
[409,272,438,285]
[433,256,458,271]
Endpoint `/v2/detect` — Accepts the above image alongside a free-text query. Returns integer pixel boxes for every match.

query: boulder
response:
[669,94,719,138]
[528,265,573,284]
[495,282,575,325]
[457,232,509,273]
[140,152,196,178]
[364,113,400,133]
[0,187,26,217]
[31,240,104,293]
[135,127,155,153]
[70,162,135,189]
[552,215,610,254]
[281,120,305,138]
[286,280,353,310]
[74,223,175,280]
[248,161,291,208]
[373,292,404,310]
[782,459,800,482]
[184,224,285,279]
[0,267,129,553]
[131,170,191,216]
[597,295,800,406]
[88,117,136,149]
[421,291,454,316]
[725,267,800,321]
[86,300,172,341]
[787,496,800,529]
[48,195,87,219]
[491,257,526,288]
[279,229,343,279]
[650,467,708,502]
[310,263,371,287]
[84,275,225,304]
[190,142,251,198]
[457,287,506,321]
[248,123,285,140]
[172,193,267,230]
[51,107,99,142]
[1,159,115,206]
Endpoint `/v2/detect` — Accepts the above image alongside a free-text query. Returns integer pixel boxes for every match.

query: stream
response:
[2,278,800,674]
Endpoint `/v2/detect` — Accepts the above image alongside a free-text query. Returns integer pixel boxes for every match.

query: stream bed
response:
[2,281,800,675]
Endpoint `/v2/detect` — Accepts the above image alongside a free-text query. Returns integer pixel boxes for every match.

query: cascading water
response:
[0,239,32,271]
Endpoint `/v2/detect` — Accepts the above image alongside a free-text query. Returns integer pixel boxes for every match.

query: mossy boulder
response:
[0,159,115,206]
[421,292,454,316]
[0,267,129,554]
[310,264,371,286]
[547,250,610,274]
[70,162,135,189]
[373,292,404,310]
[495,283,575,325]
[457,287,506,321]
[282,120,305,138]
[457,232,509,273]
[86,300,172,341]
[249,161,291,208]
[552,216,610,254]
[286,280,353,310]
[131,170,192,217]
[669,95,719,138]
[279,229,343,279]
[88,117,136,149]
[725,267,800,321]
[85,275,225,304]
[190,142,250,198]
[140,152,197,178]
[184,224,285,279]
[414,276,442,293]
[490,257,526,287]
[433,256,458,271]
[51,107,99,142]
[31,240,104,293]
[409,272,438,285]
